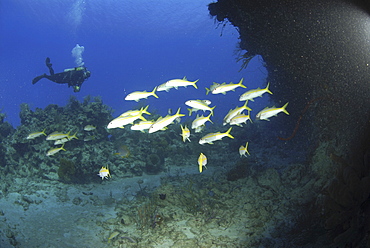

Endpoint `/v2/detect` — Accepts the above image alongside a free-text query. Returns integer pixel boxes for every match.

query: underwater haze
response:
[1,0,369,247]
[0,0,267,126]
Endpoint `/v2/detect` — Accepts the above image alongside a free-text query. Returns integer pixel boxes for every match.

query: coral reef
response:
[322,150,370,247]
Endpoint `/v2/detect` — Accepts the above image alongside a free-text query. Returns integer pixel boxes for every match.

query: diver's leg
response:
[32,74,46,84]
[45,57,54,75]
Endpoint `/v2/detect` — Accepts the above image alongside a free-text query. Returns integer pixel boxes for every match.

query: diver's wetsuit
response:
[32,57,91,92]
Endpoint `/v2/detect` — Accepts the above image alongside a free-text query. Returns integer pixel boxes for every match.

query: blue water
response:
[0,0,268,127]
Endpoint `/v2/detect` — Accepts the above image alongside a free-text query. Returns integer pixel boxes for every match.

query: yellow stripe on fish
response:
[256,102,289,121]
[185,100,215,116]
[119,105,151,117]
[125,86,159,102]
[107,112,147,129]
[198,153,207,173]
[180,124,191,142]
[130,120,155,132]
[239,82,273,101]
[46,143,66,156]
[229,112,252,127]
[211,78,246,95]
[148,108,185,133]
[46,131,71,141]
[239,142,250,157]
[223,101,252,125]
[199,127,234,145]
[191,113,213,130]
[164,77,199,89]
[26,128,47,140]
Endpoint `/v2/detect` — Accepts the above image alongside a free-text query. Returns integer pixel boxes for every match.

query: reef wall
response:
[209,0,370,154]
[208,0,370,246]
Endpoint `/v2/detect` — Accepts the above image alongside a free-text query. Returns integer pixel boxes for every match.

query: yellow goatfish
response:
[229,113,253,127]
[191,113,213,130]
[198,153,207,173]
[46,144,66,156]
[107,113,147,129]
[26,129,47,140]
[54,137,69,145]
[84,125,96,131]
[185,100,215,116]
[148,108,185,133]
[223,101,252,125]
[239,142,250,157]
[107,231,120,243]
[125,86,159,102]
[256,102,289,121]
[239,82,273,101]
[187,100,212,116]
[131,120,155,132]
[46,131,71,141]
[211,78,246,95]
[119,105,151,117]
[205,82,221,95]
[157,82,175,92]
[164,77,199,89]
[199,127,234,145]
[180,124,191,142]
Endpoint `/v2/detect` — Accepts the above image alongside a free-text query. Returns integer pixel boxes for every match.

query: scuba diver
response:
[32,57,91,92]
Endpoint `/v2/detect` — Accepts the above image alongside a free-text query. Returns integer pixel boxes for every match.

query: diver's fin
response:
[32,74,46,84]
[45,57,52,67]
[45,57,54,75]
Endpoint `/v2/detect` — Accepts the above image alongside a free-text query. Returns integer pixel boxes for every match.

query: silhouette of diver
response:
[32,57,91,92]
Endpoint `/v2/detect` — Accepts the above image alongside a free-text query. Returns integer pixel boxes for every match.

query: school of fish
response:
[107,77,289,174]
[26,77,288,177]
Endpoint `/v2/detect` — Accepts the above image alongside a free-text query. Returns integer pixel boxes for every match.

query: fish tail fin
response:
[142,105,151,115]
[266,82,273,94]
[282,102,289,115]
[69,131,78,140]
[243,100,252,111]
[238,78,247,88]
[207,112,213,123]
[42,128,47,136]
[245,142,250,155]
[248,113,253,123]
[192,79,199,89]
[187,108,193,116]
[205,87,210,95]
[61,143,67,151]
[176,108,185,117]
[210,106,216,116]
[139,115,147,121]
[152,86,159,98]
[225,127,234,139]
